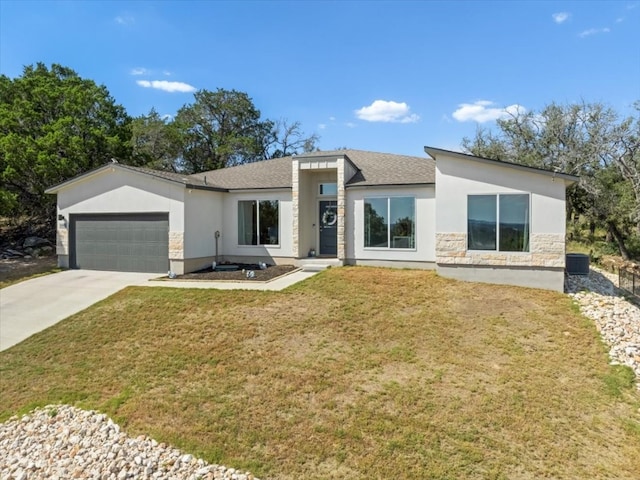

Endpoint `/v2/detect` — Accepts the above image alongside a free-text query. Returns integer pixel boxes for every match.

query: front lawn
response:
[1,267,639,479]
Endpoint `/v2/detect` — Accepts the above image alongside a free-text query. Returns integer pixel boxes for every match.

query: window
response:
[238,200,279,245]
[364,197,415,249]
[319,183,337,196]
[467,194,529,252]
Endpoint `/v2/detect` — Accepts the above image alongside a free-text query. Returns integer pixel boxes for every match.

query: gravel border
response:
[566,266,640,390]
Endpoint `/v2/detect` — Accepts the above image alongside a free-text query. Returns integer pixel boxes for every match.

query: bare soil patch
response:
[0,256,59,288]
[174,263,297,282]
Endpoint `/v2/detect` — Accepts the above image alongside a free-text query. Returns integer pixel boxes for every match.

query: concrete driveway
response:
[0,270,157,352]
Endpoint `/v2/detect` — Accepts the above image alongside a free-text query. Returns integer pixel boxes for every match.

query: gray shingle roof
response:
[190,157,293,190]
[46,150,436,194]
[190,149,435,189]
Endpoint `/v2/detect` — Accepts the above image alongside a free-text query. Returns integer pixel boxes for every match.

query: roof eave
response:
[424,146,580,183]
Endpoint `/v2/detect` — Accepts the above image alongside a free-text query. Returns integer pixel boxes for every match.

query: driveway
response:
[0,270,157,352]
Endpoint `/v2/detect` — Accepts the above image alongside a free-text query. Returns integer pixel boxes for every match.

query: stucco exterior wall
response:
[221,189,293,262]
[54,168,186,268]
[182,189,224,270]
[434,152,569,291]
[345,185,436,262]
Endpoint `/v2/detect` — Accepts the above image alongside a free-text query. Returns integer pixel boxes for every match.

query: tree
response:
[130,108,180,171]
[0,63,132,228]
[264,119,319,159]
[172,88,273,173]
[158,90,320,173]
[462,101,640,259]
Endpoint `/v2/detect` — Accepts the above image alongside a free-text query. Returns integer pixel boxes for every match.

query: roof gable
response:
[424,146,579,183]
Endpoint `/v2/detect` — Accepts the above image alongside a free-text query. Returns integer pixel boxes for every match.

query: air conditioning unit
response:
[566,253,590,275]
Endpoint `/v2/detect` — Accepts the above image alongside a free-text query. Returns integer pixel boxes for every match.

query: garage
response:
[70,213,169,273]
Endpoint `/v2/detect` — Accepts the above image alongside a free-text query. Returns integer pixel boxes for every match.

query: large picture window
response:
[364,197,415,249]
[467,194,529,252]
[238,200,279,246]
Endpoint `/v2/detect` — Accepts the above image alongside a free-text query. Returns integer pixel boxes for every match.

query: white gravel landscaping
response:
[0,405,259,480]
[566,266,640,390]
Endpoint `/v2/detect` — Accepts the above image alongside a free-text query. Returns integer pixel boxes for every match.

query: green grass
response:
[1,267,639,479]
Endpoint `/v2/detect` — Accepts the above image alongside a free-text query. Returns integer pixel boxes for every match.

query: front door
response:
[319,200,338,256]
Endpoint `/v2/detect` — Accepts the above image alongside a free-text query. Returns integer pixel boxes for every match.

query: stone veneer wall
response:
[56,227,69,255]
[435,232,565,268]
[169,231,184,260]
[336,158,346,260]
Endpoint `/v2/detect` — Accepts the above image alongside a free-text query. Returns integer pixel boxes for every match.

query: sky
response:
[1,0,639,157]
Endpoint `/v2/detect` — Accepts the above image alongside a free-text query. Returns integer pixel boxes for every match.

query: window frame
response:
[363,196,416,250]
[319,183,338,196]
[237,199,280,247]
[467,193,530,253]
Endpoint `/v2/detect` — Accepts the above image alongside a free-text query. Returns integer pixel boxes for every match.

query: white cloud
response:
[136,80,196,93]
[578,27,610,38]
[115,14,134,26]
[161,114,173,121]
[345,122,357,128]
[329,116,336,121]
[318,123,326,130]
[163,70,172,76]
[452,100,525,123]
[130,67,148,76]
[355,100,420,123]
[552,12,570,24]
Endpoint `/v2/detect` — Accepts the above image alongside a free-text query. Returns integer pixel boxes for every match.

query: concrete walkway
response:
[146,269,319,290]
[0,269,318,352]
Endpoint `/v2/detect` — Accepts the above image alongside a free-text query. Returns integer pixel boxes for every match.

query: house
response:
[45,146,578,291]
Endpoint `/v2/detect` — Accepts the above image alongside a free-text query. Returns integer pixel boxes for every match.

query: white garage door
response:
[70,213,169,273]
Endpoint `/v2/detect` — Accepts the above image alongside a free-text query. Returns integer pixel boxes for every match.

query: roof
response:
[45,163,225,194]
[46,146,577,195]
[424,146,580,183]
[191,149,435,189]
[191,156,293,190]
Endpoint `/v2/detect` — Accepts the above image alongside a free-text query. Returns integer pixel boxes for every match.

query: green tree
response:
[172,88,273,173]
[0,63,132,228]
[462,101,640,259]
[130,108,180,171]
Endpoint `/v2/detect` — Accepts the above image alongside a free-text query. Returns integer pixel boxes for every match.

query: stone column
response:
[292,159,300,258]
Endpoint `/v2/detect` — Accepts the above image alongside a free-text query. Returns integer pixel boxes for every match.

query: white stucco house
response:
[46,146,578,291]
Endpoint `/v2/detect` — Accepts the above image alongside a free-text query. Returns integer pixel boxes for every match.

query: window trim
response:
[363,195,417,251]
[237,199,280,247]
[467,193,531,253]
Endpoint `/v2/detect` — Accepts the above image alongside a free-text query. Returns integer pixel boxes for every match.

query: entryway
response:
[319,200,338,256]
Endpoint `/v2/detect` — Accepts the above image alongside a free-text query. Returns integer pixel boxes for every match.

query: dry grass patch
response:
[1,267,639,479]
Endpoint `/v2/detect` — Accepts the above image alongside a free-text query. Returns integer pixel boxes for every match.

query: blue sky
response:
[1,1,639,157]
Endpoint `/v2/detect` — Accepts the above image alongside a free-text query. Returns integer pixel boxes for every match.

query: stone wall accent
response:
[56,227,68,255]
[169,231,184,260]
[336,158,346,260]
[291,159,299,258]
[436,232,565,268]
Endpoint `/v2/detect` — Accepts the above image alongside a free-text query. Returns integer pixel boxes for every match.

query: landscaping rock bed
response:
[0,405,259,480]
[175,264,297,282]
[566,266,640,390]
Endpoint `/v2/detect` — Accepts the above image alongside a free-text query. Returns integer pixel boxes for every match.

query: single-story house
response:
[46,146,578,291]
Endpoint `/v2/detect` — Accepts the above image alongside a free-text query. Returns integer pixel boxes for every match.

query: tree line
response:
[2,63,639,259]
[0,63,318,232]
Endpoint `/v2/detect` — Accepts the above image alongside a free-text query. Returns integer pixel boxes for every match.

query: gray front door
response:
[70,213,169,273]
[319,200,338,256]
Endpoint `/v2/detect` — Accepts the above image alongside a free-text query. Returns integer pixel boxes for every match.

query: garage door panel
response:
[71,214,169,273]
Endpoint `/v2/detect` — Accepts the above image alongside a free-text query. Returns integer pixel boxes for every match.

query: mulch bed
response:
[174,264,298,282]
